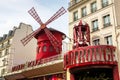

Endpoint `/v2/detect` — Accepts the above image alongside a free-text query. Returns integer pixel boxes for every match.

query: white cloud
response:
[0,0,68,37]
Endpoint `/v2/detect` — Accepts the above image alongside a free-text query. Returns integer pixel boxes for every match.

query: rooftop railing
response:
[68,0,88,8]
[69,0,81,7]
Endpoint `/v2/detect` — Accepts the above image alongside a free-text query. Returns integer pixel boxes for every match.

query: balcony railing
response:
[103,22,111,28]
[12,54,63,72]
[69,0,84,7]
[92,27,99,32]
[64,45,117,69]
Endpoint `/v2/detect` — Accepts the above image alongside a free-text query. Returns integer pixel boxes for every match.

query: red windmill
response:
[21,7,66,60]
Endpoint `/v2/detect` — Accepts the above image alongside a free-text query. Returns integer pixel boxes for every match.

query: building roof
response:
[0,22,33,43]
[0,30,14,43]
[34,27,66,40]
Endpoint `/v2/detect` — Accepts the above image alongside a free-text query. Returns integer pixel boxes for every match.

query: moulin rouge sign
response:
[12,59,42,72]
[12,54,60,72]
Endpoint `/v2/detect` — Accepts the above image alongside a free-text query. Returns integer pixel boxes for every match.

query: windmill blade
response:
[28,7,43,25]
[44,28,62,53]
[45,28,61,46]
[44,28,61,52]
[21,27,42,46]
[45,7,66,25]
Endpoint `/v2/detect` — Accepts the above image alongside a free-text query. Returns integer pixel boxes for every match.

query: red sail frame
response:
[21,7,66,52]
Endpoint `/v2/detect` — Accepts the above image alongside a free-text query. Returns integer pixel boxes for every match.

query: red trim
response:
[66,61,117,69]
[70,73,74,80]
[113,66,119,80]
[36,31,63,60]
[64,45,116,70]
[12,54,61,72]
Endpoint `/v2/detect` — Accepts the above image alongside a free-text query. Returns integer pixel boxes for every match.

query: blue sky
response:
[0,0,69,36]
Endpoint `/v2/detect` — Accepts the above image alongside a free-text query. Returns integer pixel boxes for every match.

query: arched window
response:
[49,45,54,52]
[42,45,47,52]
[56,47,60,53]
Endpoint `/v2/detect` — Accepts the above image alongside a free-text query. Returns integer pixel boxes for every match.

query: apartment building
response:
[0,23,37,78]
[68,0,120,75]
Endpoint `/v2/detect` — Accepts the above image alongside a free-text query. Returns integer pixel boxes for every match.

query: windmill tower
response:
[21,7,66,60]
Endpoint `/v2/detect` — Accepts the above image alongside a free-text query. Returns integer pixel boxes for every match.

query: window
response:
[75,0,79,3]
[92,19,98,32]
[3,34,7,40]
[42,45,47,52]
[73,11,78,21]
[2,58,6,66]
[56,47,60,53]
[93,39,100,45]
[8,30,13,36]
[7,40,10,45]
[49,45,54,52]
[0,51,2,57]
[102,0,108,8]
[1,43,4,48]
[91,2,97,13]
[2,58,8,66]
[1,68,5,75]
[103,14,111,27]
[0,37,3,42]
[5,49,9,55]
[103,15,111,27]
[81,7,87,17]
[105,35,112,45]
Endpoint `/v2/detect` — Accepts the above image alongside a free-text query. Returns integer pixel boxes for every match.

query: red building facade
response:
[35,28,65,60]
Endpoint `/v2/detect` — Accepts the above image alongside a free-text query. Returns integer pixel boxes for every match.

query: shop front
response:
[64,45,119,80]
[71,67,113,80]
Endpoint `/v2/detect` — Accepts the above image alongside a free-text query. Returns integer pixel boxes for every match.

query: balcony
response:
[92,27,99,32]
[103,22,111,28]
[91,7,97,13]
[64,45,117,70]
[68,0,89,11]
[4,54,64,80]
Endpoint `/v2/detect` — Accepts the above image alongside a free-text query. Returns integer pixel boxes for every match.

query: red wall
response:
[36,31,63,60]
